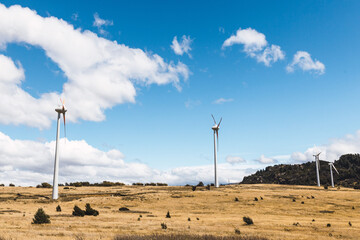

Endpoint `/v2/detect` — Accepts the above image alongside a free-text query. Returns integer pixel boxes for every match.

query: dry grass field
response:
[0,184,359,240]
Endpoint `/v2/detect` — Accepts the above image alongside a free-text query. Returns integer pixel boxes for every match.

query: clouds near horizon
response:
[287,51,325,74]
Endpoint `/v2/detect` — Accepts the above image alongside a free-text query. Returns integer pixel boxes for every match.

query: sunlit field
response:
[0,184,359,239]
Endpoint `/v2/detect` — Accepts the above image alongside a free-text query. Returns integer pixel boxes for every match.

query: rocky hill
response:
[241,154,360,188]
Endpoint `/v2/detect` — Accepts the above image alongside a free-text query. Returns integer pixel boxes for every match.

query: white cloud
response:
[222,27,284,66]
[0,131,261,186]
[226,155,245,164]
[286,51,325,75]
[0,4,189,129]
[291,131,360,163]
[213,98,234,104]
[184,99,201,109]
[93,12,113,35]
[256,154,276,164]
[171,35,193,57]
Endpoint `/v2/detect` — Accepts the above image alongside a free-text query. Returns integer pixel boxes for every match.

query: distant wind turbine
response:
[211,114,222,188]
[313,151,321,187]
[327,162,339,188]
[52,98,67,200]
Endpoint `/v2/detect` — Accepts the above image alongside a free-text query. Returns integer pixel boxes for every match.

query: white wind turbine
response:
[313,151,321,187]
[211,114,222,188]
[327,162,339,188]
[52,99,67,200]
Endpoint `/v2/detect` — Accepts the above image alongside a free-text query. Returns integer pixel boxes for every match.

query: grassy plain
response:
[0,184,359,239]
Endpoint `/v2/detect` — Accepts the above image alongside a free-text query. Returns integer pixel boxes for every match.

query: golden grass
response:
[0,184,359,239]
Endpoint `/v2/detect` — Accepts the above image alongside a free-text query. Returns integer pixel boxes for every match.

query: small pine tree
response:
[72,205,85,217]
[56,205,61,212]
[32,208,50,224]
[166,211,171,218]
[85,203,99,216]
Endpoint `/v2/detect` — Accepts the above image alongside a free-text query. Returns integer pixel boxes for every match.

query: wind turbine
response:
[211,114,222,188]
[52,99,67,200]
[313,152,321,187]
[327,162,339,188]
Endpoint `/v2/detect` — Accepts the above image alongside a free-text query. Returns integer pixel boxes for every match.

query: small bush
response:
[32,208,50,224]
[9,183,15,187]
[161,223,167,229]
[139,215,142,218]
[235,197,239,202]
[301,201,304,204]
[64,186,70,189]
[72,205,85,217]
[235,229,241,234]
[254,197,258,201]
[292,199,296,202]
[349,221,352,227]
[206,184,211,190]
[188,217,191,221]
[138,217,140,221]
[119,207,130,211]
[192,186,196,191]
[324,185,328,190]
[312,219,315,222]
[260,196,263,200]
[132,183,144,186]
[196,217,199,220]
[352,206,355,210]
[166,211,171,218]
[327,223,331,227]
[85,203,99,216]
[311,195,315,199]
[197,181,204,187]
[243,216,253,225]
[56,205,61,212]
[0,184,4,186]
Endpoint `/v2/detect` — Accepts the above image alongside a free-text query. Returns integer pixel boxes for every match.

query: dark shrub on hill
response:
[119,207,129,211]
[192,186,196,191]
[36,182,52,188]
[132,183,144,186]
[156,183,168,186]
[85,203,99,216]
[32,208,50,224]
[145,183,156,186]
[166,211,171,218]
[0,184,4,186]
[197,181,204,187]
[9,183,15,187]
[73,205,85,217]
[56,205,61,212]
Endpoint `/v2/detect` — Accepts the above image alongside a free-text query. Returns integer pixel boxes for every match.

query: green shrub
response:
[188,217,191,221]
[326,223,331,227]
[72,205,85,217]
[235,229,241,234]
[235,197,239,202]
[119,207,129,211]
[324,185,328,190]
[36,182,52,188]
[192,186,196,191]
[85,203,99,216]
[32,208,50,224]
[166,211,171,218]
[9,183,15,187]
[197,182,204,187]
[349,221,352,227]
[56,205,61,212]
[243,216,253,225]
[254,197,258,201]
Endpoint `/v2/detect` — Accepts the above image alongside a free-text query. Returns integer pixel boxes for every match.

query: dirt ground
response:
[0,184,359,239]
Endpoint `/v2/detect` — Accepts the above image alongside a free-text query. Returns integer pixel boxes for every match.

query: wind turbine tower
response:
[211,114,222,188]
[313,152,321,187]
[52,99,67,200]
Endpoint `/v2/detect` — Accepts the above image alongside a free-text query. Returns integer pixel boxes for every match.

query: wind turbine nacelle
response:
[55,107,67,113]
[212,125,219,130]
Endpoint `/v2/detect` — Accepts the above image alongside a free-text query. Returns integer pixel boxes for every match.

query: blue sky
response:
[0,1,360,185]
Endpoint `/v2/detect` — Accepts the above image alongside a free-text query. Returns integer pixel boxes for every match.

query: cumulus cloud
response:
[291,131,360,163]
[93,12,113,35]
[226,155,245,164]
[171,35,193,57]
[256,154,277,164]
[184,99,201,109]
[213,98,234,104]
[286,51,325,75]
[222,27,285,66]
[0,131,261,186]
[0,4,189,129]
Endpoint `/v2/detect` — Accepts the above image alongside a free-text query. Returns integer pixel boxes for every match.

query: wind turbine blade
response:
[332,164,339,174]
[211,114,216,124]
[218,117,222,127]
